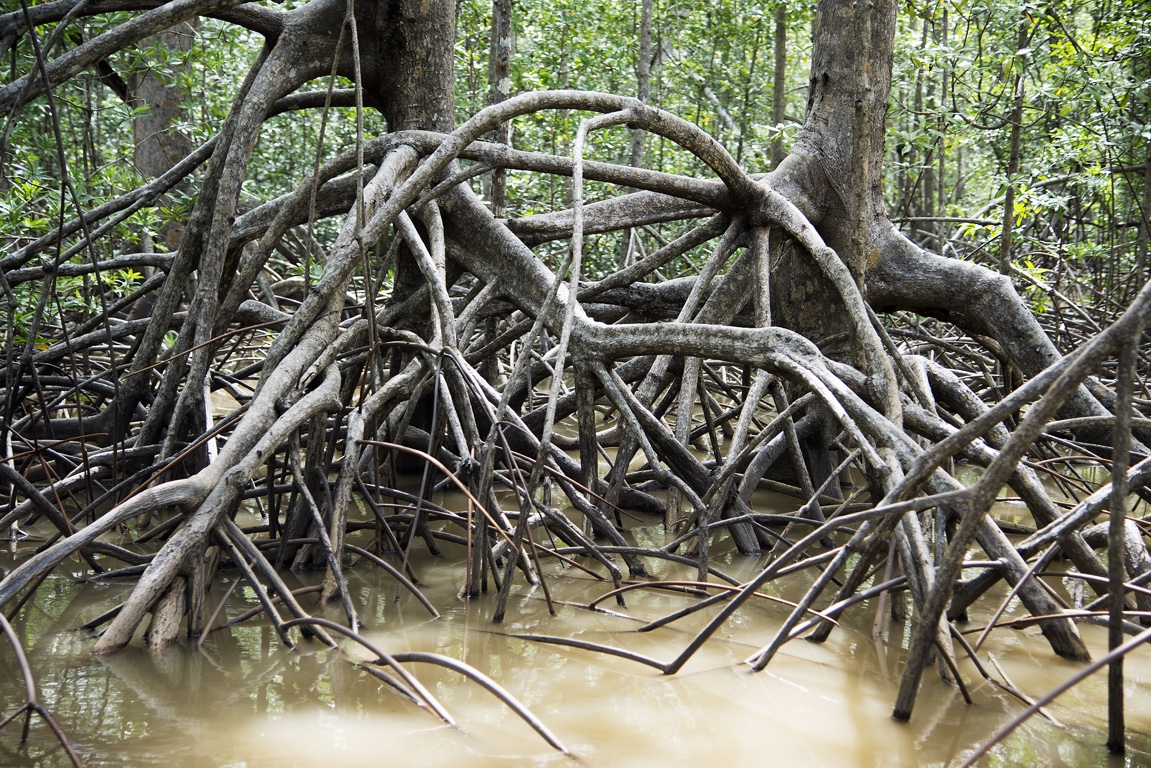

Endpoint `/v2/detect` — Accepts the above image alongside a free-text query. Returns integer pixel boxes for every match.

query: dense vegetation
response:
[1,0,1149,763]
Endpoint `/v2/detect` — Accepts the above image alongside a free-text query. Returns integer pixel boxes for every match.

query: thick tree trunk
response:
[357,0,456,131]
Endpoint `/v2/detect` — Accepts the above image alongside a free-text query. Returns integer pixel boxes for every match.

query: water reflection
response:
[2,532,1151,767]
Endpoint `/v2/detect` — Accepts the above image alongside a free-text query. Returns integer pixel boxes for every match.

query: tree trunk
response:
[132,22,196,252]
[770,2,787,170]
[486,0,513,217]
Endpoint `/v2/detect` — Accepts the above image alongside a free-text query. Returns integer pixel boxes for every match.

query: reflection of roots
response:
[3,88,1150,740]
[0,612,85,766]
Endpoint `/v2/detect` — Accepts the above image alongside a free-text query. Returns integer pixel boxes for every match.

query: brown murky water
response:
[3,492,1151,767]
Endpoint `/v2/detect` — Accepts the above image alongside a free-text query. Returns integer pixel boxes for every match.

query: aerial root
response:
[2,83,1148,755]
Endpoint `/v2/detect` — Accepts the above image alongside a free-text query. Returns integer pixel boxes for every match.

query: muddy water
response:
[3,497,1151,767]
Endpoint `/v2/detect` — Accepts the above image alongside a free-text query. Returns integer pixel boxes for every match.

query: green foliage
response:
[453,0,815,272]
[1018,258,1052,313]
[1,0,1144,312]
[885,0,1149,307]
